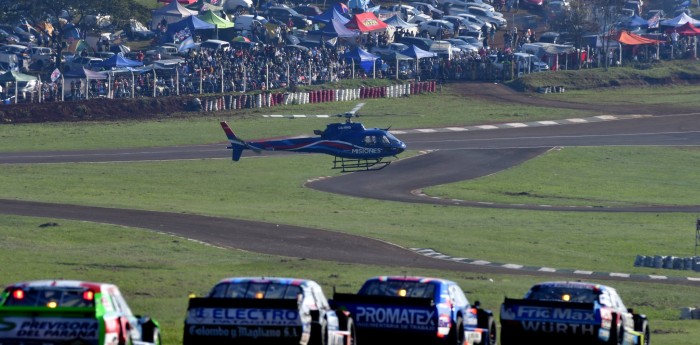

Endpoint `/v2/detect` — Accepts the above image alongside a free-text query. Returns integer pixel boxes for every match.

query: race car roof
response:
[4,280,110,292]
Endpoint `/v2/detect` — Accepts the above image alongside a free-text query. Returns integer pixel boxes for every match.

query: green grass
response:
[545,84,700,106]
[426,146,700,207]
[509,60,700,91]
[0,155,698,279]
[0,89,595,152]
[2,216,698,345]
[6,82,700,152]
[3,83,700,345]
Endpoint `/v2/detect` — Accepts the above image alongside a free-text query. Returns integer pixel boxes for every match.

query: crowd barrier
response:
[199,81,435,112]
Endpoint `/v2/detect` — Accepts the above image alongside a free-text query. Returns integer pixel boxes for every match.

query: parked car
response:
[293,4,322,16]
[0,44,29,58]
[223,0,254,11]
[410,2,445,18]
[370,42,409,55]
[419,19,454,38]
[456,13,491,31]
[447,38,479,53]
[264,6,312,28]
[440,0,494,12]
[457,30,485,44]
[11,25,37,43]
[520,0,545,10]
[396,36,434,51]
[513,52,549,72]
[0,28,19,44]
[455,35,483,48]
[127,19,155,40]
[29,46,55,70]
[7,80,38,95]
[199,39,231,53]
[63,56,104,72]
[378,4,424,23]
[233,14,269,33]
[461,6,507,30]
[443,15,480,32]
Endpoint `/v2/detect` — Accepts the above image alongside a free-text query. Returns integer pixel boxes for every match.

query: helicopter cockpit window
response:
[381,136,391,146]
[364,136,377,146]
[385,132,401,145]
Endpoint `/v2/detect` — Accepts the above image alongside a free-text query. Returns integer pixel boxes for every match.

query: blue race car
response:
[331,276,496,345]
[500,281,650,345]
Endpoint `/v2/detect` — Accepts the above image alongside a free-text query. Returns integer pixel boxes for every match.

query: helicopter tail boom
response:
[220,121,246,161]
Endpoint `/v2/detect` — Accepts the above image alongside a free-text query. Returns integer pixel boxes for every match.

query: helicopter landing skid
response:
[333,157,390,172]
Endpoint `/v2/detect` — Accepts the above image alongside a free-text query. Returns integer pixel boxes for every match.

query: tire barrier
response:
[198,81,436,112]
[538,86,566,94]
[634,255,700,271]
[680,307,700,320]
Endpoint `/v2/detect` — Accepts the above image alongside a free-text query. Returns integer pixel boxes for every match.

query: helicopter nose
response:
[396,142,406,154]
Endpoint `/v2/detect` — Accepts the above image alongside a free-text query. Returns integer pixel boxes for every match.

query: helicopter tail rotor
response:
[221,121,261,161]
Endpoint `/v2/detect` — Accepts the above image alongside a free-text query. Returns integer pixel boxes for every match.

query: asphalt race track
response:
[3,84,700,286]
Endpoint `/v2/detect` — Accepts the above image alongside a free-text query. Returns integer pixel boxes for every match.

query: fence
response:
[196,81,436,112]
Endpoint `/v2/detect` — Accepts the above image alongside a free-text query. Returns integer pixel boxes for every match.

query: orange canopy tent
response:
[345,12,388,32]
[614,31,664,45]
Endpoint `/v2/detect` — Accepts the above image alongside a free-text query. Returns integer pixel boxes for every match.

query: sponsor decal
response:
[188,325,300,339]
[354,307,435,331]
[520,321,596,335]
[188,308,299,326]
[508,306,595,323]
[352,148,383,154]
[362,19,379,26]
[0,317,98,339]
[0,318,15,332]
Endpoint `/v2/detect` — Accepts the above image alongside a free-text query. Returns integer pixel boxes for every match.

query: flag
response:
[178,36,196,52]
[648,12,660,29]
[50,68,61,82]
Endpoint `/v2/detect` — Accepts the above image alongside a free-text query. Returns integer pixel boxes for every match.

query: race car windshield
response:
[3,288,95,308]
[525,286,600,303]
[210,282,302,299]
[359,281,436,298]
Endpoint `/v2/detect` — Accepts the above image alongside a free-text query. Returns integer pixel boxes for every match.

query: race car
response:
[500,281,650,345]
[183,277,355,345]
[330,276,497,345]
[0,279,161,345]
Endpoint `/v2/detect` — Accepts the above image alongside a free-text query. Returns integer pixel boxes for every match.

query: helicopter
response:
[220,103,407,172]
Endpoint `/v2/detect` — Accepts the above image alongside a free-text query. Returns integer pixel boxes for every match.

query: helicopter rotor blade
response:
[347,102,365,117]
[263,114,331,119]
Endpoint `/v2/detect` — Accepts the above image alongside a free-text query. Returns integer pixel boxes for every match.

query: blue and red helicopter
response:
[220,103,406,172]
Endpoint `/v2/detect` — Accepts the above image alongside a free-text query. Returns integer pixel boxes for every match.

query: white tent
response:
[151,1,198,30]
[660,13,700,28]
[383,15,418,36]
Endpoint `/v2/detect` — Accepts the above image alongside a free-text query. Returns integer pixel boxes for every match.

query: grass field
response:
[1,90,594,152]
[426,146,700,207]
[2,84,700,345]
[2,216,698,345]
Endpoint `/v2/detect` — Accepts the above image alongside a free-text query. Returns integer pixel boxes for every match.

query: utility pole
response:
[695,218,700,257]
